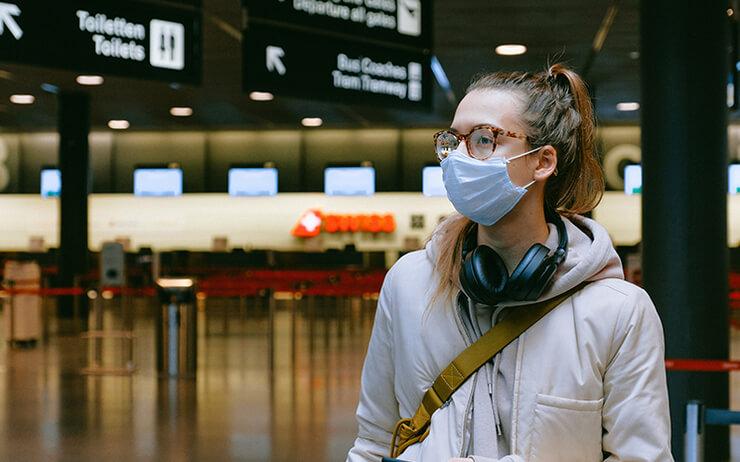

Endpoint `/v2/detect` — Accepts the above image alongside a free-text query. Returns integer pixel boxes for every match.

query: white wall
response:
[0,192,738,252]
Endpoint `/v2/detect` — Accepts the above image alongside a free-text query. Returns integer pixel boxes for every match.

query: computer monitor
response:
[228,167,278,196]
[133,167,183,196]
[422,165,446,197]
[324,166,375,196]
[730,164,740,194]
[40,168,61,198]
[624,165,642,195]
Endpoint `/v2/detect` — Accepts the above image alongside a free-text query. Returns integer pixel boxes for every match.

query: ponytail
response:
[544,63,604,213]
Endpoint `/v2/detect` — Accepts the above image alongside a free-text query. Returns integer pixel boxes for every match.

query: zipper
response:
[452,293,477,457]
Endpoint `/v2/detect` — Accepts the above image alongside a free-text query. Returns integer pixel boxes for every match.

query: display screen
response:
[730,164,740,194]
[422,166,446,197]
[228,168,278,196]
[624,165,642,195]
[40,169,61,198]
[623,164,740,195]
[134,168,183,196]
[324,167,375,196]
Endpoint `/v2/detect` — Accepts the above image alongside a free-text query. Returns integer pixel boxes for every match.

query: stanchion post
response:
[7,280,14,346]
[93,291,103,368]
[268,288,275,371]
[685,400,705,462]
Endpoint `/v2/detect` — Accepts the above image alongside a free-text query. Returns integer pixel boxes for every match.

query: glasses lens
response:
[435,131,459,160]
[469,128,497,160]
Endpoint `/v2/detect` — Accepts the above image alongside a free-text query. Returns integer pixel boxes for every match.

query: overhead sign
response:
[243,23,431,109]
[0,0,201,84]
[243,0,431,51]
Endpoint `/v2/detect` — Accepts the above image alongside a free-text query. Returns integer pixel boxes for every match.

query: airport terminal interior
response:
[0,0,740,460]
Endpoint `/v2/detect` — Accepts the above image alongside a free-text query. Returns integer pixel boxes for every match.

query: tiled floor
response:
[2,295,740,461]
[0,296,375,461]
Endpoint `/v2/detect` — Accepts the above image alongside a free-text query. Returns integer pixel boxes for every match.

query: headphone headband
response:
[545,209,568,264]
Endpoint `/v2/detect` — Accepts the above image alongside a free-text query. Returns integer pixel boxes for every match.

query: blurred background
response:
[0,0,738,460]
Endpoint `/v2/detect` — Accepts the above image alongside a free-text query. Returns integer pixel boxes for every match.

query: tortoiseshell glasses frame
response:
[433,124,529,161]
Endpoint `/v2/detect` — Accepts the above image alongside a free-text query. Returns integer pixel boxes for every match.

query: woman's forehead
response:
[451,89,525,133]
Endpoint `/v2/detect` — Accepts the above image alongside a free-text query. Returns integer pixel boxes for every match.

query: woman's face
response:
[450,89,539,188]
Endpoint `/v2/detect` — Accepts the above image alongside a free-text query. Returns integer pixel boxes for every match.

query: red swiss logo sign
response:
[292,210,397,238]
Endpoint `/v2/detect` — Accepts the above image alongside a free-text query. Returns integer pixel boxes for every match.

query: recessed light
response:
[170,107,193,117]
[10,94,34,104]
[495,44,527,56]
[76,75,104,85]
[301,117,323,127]
[108,119,130,129]
[629,51,640,60]
[250,91,274,101]
[616,102,640,111]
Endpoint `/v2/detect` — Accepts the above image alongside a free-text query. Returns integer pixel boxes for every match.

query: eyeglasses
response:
[433,125,529,161]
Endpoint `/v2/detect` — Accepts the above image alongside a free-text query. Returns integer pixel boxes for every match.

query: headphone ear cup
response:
[507,244,550,301]
[523,260,559,301]
[459,245,509,305]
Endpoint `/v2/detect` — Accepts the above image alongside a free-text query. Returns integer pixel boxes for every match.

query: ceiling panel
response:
[0,0,716,131]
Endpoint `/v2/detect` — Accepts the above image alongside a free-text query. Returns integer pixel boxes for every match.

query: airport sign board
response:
[243,0,432,51]
[0,0,202,84]
[243,23,432,109]
[242,0,432,109]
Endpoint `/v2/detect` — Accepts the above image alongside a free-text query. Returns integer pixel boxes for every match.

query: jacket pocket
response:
[528,393,604,462]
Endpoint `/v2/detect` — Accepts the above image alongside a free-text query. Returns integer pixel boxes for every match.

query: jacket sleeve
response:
[602,288,674,461]
[469,455,525,462]
[346,269,401,462]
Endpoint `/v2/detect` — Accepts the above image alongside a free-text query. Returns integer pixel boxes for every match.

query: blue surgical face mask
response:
[440,147,540,226]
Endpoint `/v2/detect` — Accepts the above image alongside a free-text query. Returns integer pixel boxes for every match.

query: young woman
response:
[346,64,672,462]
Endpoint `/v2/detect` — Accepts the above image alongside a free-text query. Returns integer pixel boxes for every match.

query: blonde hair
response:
[432,63,605,300]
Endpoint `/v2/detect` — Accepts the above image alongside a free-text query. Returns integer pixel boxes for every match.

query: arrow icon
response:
[0,2,22,40]
[266,46,286,75]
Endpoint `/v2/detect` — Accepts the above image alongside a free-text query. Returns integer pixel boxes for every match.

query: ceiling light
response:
[629,51,640,60]
[76,75,104,85]
[108,119,130,129]
[616,102,640,111]
[170,106,193,117]
[728,8,734,16]
[250,91,274,101]
[301,117,323,127]
[495,44,527,56]
[10,94,34,104]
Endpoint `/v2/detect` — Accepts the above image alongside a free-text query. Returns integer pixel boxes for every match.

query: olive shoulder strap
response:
[389,283,587,458]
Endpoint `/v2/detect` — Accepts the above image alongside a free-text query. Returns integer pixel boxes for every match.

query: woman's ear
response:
[533,145,558,181]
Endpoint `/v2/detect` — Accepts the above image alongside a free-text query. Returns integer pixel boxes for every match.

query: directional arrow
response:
[0,2,22,40]
[266,45,286,75]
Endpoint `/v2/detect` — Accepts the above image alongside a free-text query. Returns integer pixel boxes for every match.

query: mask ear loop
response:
[504,147,541,189]
[503,146,542,164]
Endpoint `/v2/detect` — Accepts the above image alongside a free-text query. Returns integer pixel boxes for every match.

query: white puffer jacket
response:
[346,214,673,462]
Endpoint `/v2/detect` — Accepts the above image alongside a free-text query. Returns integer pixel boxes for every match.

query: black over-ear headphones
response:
[459,210,568,306]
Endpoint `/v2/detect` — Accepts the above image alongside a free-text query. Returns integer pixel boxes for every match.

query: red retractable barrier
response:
[0,268,389,301]
[665,359,740,372]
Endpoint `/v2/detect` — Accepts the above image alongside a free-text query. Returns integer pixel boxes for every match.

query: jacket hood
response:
[424,213,624,307]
